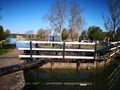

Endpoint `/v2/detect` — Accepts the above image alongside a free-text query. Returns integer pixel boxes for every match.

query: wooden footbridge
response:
[0,40,120,76]
[18,41,120,61]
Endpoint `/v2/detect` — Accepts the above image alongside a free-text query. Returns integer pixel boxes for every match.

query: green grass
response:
[0,44,15,55]
[43,45,53,48]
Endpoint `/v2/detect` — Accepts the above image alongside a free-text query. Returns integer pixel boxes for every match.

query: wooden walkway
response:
[18,41,120,61]
[0,49,25,90]
[18,41,96,60]
[0,59,46,76]
[0,41,120,76]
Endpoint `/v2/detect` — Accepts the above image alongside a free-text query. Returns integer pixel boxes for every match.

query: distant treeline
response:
[0,25,10,40]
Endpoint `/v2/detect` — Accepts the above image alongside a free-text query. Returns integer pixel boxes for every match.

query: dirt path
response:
[0,49,25,90]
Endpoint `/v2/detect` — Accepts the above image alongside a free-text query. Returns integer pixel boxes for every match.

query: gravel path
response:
[0,49,25,90]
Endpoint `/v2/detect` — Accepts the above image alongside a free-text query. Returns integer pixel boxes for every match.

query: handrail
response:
[18,41,95,45]
[17,40,120,60]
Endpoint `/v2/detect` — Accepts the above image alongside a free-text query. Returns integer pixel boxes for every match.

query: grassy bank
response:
[0,44,16,55]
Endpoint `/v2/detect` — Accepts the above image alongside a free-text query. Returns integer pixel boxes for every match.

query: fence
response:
[18,41,120,61]
[18,41,96,60]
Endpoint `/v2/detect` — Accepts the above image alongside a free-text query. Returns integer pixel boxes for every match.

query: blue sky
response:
[0,0,109,34]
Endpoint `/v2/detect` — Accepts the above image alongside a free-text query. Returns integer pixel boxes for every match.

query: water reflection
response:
[23,60,120,90]
[5,37,30,48]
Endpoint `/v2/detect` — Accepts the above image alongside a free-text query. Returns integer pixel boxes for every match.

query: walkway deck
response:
[0,49,25,90]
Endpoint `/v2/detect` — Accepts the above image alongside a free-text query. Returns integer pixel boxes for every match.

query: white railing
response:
[18,41,120,60]
[18,41,96,60]
[110,41,120,57]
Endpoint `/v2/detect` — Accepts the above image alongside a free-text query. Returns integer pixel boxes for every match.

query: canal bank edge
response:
[38,58,114,70]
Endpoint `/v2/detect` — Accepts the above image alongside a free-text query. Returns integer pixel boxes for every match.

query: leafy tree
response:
[61,28,68,41]
[0,25,4,40]
[4,29,10,38]
[80,30,87,40]
[87,26,103,40]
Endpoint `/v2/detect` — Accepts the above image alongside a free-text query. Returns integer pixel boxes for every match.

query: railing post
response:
[0,42,2,48]
[35,43,39,55]
[108,42,111,58]
[94,41,97,60]
[63,42,65,59]
[30,41,32,61]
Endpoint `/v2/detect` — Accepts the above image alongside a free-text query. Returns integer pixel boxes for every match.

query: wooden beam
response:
[19,55,94,59]
[18,48,94,52]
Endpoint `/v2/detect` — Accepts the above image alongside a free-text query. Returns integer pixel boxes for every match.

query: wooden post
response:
[35,43,39,55]
[51,60,54,70]
[30,41,32,61]
[0,42,2,48]
[77,60,80,71]
[109,42,111,58]
[52,36,54,48]
[63,42,65,59]
[94,41,97,60]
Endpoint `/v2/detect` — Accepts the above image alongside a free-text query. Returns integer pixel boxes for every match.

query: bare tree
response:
[69,1,85,41]
[25,30,34,39]
[103,0,120,41]
[45,0,67,41]
[37,29,50,41]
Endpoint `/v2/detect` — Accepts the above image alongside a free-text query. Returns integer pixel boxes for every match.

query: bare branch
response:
[45,0,67,38]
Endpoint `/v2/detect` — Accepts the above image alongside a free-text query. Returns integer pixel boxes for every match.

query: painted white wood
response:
[111,42,118,44]
[110,47,116,50]
[19,55,63,58]
[110,52,115,57]
[32,41,63,44]
[19,55,31,58]
[65,42,95,45]
[18,48,95,52]
[65,49,94,52]
[17,41,95,45]
[117,45,120,48]
[18,48,63,51]
[116,50,119,53]
[65,56,94,59]
[19,55,94,59]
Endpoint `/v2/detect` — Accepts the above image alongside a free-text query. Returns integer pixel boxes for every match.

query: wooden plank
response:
[19,55,94,59]
[110,52,115,57]
[118,45,120,48]
[18,48,63,51]
[65,56,94,59]
[111,42,118,44]
[32,41,63,44]
[65,49,94,52]
[18,41,95,45]
[19,55,63,58]
[110,47,116,50]
[18,41,63,44]
[18,48,94,52]
[65,42,95,45]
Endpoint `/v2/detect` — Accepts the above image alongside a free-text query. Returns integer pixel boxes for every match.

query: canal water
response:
[22,59,120,90]
[6,37,30,48]
[8,38,120,90]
